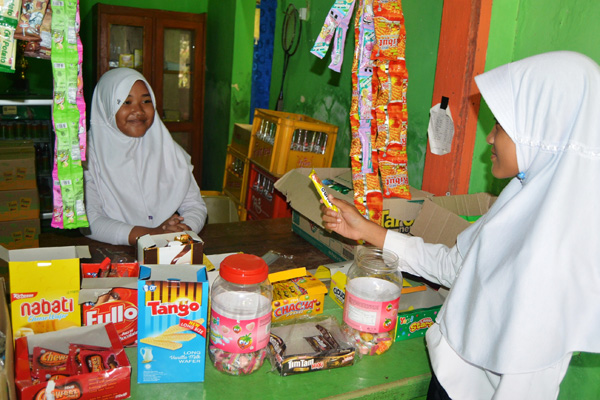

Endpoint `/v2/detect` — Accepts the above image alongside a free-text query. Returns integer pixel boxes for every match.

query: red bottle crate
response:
[245,162,291,220]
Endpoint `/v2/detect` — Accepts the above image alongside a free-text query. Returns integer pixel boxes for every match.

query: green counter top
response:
[126,296,433,400]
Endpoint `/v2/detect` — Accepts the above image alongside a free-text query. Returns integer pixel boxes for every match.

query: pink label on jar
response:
[209,309,271,353]
[343,292,400,333]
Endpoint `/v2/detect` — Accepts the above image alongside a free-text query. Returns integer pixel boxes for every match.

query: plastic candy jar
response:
[209,254,273,375]
[342,246,402,356]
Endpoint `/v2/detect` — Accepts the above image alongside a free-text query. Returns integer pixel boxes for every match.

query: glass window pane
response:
[109,25,143,71]
[171,131,192,155]
[162,29,194,122]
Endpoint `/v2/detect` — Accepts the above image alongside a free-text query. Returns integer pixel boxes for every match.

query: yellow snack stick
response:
[310,169,339,212]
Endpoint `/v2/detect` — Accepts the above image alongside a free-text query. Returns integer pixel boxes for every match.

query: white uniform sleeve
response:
[383,230,463,288]
[176,169,208,233]
[83,168,133,245]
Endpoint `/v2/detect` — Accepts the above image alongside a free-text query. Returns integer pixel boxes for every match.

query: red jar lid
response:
[219,254,268,285]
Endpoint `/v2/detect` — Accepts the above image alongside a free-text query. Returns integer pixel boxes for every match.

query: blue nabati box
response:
[137,264,209,384]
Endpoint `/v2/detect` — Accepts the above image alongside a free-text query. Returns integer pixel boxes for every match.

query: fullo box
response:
[137,264,209,384]
[136,231,204,265]
[0,141,36,191]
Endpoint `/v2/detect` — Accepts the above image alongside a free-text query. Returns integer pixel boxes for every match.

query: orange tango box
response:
[1,246,89,340]
[268,268,327,322]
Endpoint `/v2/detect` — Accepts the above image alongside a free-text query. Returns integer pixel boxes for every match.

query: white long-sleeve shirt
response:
[383,230,572,400]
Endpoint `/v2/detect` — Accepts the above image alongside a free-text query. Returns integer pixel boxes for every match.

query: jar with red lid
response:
[208,253,273,375]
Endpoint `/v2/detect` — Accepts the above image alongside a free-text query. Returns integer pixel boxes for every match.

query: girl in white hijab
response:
[322,51,600,399]
[84,68,207,245]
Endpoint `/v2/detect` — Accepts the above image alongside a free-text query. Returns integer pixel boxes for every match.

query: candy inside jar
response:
[342,247,401,356]
[208,254,273,375]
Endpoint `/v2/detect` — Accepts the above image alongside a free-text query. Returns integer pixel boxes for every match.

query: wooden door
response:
[154,14,206,184]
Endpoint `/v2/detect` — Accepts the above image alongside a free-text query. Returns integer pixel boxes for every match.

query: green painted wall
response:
[470,0,600,194]
[264,0,442,190]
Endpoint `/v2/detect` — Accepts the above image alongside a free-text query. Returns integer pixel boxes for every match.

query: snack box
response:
[1,245,90,340]
[79,277,139,347]
[81,259,140,278]
[268,315,355,376]
[395,287,447,341]
[269,268,328,322]
[137,264,209,384]
[14,324,131,400]
[136,231,204,265]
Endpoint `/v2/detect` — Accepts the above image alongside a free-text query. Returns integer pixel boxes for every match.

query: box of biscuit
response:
[137,264,209,384]
[136,231,204,265]
[1,245,90,340]
[269,268,328,322]
[79,277,139,347]
[14,323,131,400]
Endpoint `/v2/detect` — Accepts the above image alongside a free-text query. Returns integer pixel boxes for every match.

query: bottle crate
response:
[245,162,291,220]
[248,109,338,177]
[222,146,250,206]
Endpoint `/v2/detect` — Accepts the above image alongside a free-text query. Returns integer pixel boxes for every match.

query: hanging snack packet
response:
[0,0,20,74]
[379,158,410,199]
[15,0,49,41]
[23,4,52,59]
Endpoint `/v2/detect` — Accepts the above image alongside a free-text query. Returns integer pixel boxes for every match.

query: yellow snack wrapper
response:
[309,168,339,212]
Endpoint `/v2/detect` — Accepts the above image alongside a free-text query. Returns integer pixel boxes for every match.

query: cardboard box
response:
[276,168,429,260]
[136,231,204,265]
[0,278,16,400]
[1,245,90,339]
[79,277,139,347]
[395,287,447,341]
[0,218,40,249]
[269,268,328,322]
[0,140,36,191]
[230,123,253,157]
[14,324,131,400]
[137,265,209,384]
[410,193,496,247]
[0,188,39,221]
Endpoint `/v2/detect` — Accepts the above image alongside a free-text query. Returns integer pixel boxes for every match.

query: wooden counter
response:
[39,218,334,272]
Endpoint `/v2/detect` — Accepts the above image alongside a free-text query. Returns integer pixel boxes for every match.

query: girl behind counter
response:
[83,68,207,245]
[322,51,600,399]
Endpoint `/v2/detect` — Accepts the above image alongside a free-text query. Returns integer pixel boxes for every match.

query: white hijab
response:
[87,68,192,228]
[438,51,600,374]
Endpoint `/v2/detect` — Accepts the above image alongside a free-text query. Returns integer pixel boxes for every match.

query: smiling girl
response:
[83,68,207,245]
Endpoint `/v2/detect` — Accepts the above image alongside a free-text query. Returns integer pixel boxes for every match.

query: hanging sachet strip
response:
[311,0,356,72]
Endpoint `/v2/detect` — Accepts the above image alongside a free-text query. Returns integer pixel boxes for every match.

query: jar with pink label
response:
[343,246,401,356]
[209,253,273,375]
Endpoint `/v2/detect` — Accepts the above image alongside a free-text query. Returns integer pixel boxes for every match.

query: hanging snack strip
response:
[371,0,410,199]
[50,0,88,229]
[0,0,22,73]
[350,0,384,224]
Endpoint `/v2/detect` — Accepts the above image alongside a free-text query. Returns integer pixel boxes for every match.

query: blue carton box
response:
[137,264,209,384]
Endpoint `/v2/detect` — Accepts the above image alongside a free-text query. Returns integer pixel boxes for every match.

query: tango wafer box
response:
[1,245,90,340]
[268,268,328,322]
[137,264,209,384]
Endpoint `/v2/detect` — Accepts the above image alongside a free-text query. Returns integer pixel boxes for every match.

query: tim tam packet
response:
[137,265,209,384]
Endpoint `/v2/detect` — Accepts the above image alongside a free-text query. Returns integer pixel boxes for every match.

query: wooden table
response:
[39,218,334,272]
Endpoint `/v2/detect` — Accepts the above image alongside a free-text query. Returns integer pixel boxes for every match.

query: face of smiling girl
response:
[486,122,519,179]
[115,80,155,138]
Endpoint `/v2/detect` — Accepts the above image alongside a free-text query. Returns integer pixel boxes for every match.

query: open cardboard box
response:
[274,168,431,261]
[136,231,204,265]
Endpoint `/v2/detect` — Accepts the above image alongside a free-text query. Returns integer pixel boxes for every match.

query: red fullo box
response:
[14,323,131,400]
